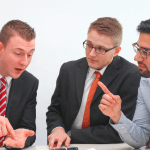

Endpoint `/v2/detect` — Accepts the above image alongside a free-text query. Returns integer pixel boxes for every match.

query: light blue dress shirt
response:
[111,77,150,149]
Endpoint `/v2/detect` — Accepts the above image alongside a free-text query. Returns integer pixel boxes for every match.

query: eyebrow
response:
[137,43,150,50]
[86,40,108,49]
[140,47,150,50]
[16,48,35,52]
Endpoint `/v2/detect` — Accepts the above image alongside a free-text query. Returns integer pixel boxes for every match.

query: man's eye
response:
[87,43,92,47]
[28,54,32,57]
[15,53,21,55]
[97,48,103,51]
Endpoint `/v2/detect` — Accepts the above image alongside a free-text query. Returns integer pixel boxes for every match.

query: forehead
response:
[87,30,113,46]
[138,33,150,48]
[5,35,35,51]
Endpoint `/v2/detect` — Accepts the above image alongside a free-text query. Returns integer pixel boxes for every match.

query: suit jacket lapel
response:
[6,77,23,122]
[76,58,89,106]
[93,56,121,101]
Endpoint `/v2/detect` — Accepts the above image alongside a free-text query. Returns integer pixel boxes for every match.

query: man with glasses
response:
[46,17,140,149]
[98,19,150,149]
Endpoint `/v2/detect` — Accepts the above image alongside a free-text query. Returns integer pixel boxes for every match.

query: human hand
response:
[48,127,71,149]
[98,81,122,123]
[0,116,17,140]
[3,128,35,148]
[146,138,150,148]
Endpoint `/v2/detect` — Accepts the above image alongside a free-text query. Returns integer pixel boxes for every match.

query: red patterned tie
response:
[82,71,101,129]
[0,78,7,147]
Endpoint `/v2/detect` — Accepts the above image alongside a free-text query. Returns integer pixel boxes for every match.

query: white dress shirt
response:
[71,66,107,129]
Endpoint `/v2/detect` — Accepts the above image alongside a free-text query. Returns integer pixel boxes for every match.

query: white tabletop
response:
[17,144,149,150]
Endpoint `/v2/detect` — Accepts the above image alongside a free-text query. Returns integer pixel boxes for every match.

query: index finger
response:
[24,130,35,137]
[49,137,55,149]
[98,81,116,100]
[6,121,17,140]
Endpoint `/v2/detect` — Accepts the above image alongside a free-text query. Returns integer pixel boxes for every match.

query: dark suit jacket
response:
[6,70,39,148]
[46,56,141,144]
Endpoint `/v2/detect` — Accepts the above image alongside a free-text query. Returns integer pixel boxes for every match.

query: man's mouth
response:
[89,58,97,62]
[138,62,146,69]
[138,64,145,68]
[15,68,24,73]
[15,68,22,71]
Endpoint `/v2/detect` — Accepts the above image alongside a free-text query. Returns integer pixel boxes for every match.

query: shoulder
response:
[139,77,150,88]
[138,77,150,107]
[61,57,87,70]
[114,56,139,73]
[19,70,39,84]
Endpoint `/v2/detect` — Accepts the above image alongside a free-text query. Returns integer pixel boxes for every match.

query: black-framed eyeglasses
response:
[83,40,117,55]
[132,42,150,59]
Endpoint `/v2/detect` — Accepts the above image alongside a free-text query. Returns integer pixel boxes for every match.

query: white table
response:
[21,144,149,150]
[0,144,148,150]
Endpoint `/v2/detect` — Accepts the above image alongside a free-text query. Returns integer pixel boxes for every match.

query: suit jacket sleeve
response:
[46,64,65,136]
[10,73,39,148]
[21,79,39,148]
[70,71,140,144]
[5,72,39,150]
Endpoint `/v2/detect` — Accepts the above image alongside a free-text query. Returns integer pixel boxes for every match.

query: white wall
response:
[0,0,149,146]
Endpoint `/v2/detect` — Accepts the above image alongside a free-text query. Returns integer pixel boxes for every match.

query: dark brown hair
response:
[0,20,36,47]
[137,19,150,33]
[88,17,122,46]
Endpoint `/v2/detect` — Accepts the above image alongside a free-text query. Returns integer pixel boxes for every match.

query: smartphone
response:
[50,147,78,150]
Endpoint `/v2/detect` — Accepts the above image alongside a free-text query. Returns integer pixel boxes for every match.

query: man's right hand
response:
[3,128,34,148]
[48,127,71,149]
[98,81,122,123]
[0,116,17,140]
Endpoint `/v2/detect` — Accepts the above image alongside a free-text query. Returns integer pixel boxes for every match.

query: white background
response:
[0,0,149,146]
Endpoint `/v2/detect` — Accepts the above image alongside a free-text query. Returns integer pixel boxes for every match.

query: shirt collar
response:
[88,66,107,78]
[0,74,12,86]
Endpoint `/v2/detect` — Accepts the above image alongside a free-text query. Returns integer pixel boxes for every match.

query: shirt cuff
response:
[110,111,129,134]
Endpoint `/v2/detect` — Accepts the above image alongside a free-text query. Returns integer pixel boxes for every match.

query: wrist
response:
[111,110,121,123]
[51,126,64,133]
[67,130,71,137]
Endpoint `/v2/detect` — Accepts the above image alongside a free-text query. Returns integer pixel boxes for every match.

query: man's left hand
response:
[146,138,150,148]
[3,128,35,148]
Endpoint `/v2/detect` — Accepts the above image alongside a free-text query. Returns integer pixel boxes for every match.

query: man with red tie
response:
[46,17,140,149]
[0,20,38,148]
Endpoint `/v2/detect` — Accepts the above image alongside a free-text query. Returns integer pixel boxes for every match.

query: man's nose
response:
[134,51,143,62]
[89,47,97,57]
[20,55,29,66]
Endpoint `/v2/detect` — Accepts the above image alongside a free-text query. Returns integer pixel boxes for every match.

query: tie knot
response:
[0,78,6,86]
[94,71,101,79]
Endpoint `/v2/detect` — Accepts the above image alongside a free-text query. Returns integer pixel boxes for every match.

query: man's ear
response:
[113,46,121,57]
[0,42,3,56]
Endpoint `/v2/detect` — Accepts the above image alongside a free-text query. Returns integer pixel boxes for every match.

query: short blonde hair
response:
[88,17,122,46]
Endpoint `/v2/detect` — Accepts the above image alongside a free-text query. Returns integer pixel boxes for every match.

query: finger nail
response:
[114,96,117,100]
